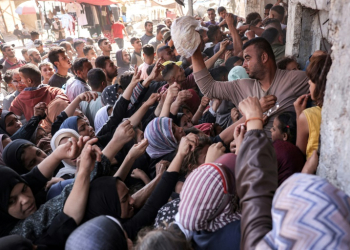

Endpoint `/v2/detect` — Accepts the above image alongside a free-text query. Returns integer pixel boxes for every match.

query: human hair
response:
[143,44,155,56]
[161,63,176,80]
[144,20,153,27]
[135,225,192,250]
[48,46,66,65]
[306,54,332,107]
[3,70,13,84]
[30,31,39,38]
[181,135,212,175]
[242,37,276,63]
[156,25,166,34]
[277,57,298,70]
[271,5,285,18]
[38,62,53,71]
[209,66,229,81]
[97,38,107,47]
[19,64,41,85]
[217,6,226,14]
[86,37,94,45]
[251,18,262,27]
[184,127,202,135]
[146,63,155,75]
[207,25,220,42]
[275,112,297,145]
[225,56,243,70]
[265,3,273,10]
[119,71,134,90]
[207,8,215,13]
[73,58,89,74]
[83,45,94,56]
[130,37,140,44]
[27,48,39,57]
[87,68,106,90]
[73,40,84,50]
[66,37,73,43]
[59,41,71,51]
[157,45,169,56]
[95,56,110,69]
[246,12,261,25]
[263,18,281,28]
[261,28,279,44]
[21,48,28,55]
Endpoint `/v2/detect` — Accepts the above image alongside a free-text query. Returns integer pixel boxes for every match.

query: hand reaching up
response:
[205,142,226,162]
[78,91,98,103]
[113,119,135,145]
[34,102,47,118]
[128,139,149,159]
[177,133,199,157]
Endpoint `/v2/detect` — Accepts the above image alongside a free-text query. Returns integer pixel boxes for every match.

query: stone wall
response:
[286,0,350,195]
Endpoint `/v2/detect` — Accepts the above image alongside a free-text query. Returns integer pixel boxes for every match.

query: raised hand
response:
[156,160,169,176]
[34,102,47,118]
[259,95,277,113]
[147,59,165,81]
[113,119,135,145]
[205,142,226,162]
[293,94,310,117]
[177,133,199,157]
[144,93,160,107]
[130,66,142,86]
[233,123,246,155]
[200,96,210,108]
[128,139,149,159]
[78,138,102,174]
[78,91,98,103]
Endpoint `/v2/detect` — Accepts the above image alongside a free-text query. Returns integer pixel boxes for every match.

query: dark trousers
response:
[114,38,124,49]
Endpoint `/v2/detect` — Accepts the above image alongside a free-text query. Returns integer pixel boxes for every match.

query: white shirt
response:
[66,2,82,13]
[66,77,91,102]
[26,40,35,49]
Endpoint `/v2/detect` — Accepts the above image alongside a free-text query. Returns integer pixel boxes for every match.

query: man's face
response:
[19,72,31,88]
[104,59,118,79]
[132,39,142,51]
[78,61,93,81]
[170,65,186,84]
[208,10,216,21]
[12,73,26,92]
[146,23,153,33]
[160,48,176,62]
[30,51,41,64]
[76,43,86,54]
[242,45,264,79]
[264,9,270,18]
[40,65,54,81]
[165,19,172,28]
[215,29,224,43]
[37,45,43,52]
[15,25,19,30]
[86,49,97,61]
[4,47,15,58]
[99,40,112,52]
[57,52,72,69]
[122,50,130,64]
[219,10,227,18]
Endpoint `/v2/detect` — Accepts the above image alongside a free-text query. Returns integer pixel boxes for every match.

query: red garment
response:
[111,22,125,38]
[9,86,66,121]
[194,123,213,135]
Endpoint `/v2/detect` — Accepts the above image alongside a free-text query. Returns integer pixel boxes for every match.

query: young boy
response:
[138,44,154,80]
[130,37,143,67]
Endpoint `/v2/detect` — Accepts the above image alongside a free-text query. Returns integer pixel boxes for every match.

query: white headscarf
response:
[94,106,110,135]
[50,128,80,178]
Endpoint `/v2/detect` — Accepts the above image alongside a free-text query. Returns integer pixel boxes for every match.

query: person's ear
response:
[261,52,269,64]
[54,61,60,68]
[282,133,288,141]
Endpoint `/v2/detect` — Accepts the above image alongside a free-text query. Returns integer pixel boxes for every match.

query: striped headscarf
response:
[178,163,241,232]
[257,173,350,250]
[144,117,177,159]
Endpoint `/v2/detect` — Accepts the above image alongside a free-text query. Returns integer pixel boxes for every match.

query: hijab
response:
[0,167,26,237]
[194,123,213,136]
[0,235,33,250]
[116,49,131,69]
[66,215,128,250]
[29,125,45,145]
[144,117,178,159]
[60,116,79,132]
[84,176,121,222]
[0,110,15,134]
[2,139,35,175]
[183,89,200,114]
[101,85,120,106]
[94,106,110,135]
[50,128,80,178]
[179,163,241,232]
[257,173,350,250]
[228,66,249,81]
[0,134,8,166]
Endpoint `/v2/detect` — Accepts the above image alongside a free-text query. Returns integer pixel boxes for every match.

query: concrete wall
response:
[286,0,350,195]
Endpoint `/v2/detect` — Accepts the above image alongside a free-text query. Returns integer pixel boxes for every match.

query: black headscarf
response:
[66,215,128,250]
[0,110,14,134]
[84,176,121,222]
[2,139,35,175]
[0,235,33,250]
[0,167,27,237]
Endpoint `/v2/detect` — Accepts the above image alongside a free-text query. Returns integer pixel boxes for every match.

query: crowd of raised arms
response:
[0,1,349,250]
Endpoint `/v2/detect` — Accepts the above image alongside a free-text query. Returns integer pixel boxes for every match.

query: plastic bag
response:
[171,16,203,58]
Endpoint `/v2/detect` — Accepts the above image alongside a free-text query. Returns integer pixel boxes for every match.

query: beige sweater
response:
[193,68,309,138]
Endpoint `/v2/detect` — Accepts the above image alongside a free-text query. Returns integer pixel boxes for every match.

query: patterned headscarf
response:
[257,173,350,250]
[101,85,120,106]
[144,117,177,159]
[179,163,241,232]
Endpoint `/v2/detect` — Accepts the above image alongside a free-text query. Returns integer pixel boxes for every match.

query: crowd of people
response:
[0,1,349,250]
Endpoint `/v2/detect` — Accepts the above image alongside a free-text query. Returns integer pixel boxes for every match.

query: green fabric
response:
[271,44,286,62]
[228,66,249,81]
